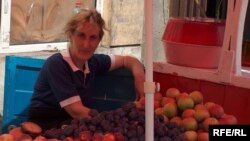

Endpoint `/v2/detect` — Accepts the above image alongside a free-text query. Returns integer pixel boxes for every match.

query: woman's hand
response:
[133,68,145,100]
[64,101,91,120]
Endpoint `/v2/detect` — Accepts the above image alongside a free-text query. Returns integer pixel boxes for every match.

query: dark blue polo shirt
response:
[30,50,112,110]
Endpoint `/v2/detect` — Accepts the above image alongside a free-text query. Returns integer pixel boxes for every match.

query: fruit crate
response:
[1,55,136,133]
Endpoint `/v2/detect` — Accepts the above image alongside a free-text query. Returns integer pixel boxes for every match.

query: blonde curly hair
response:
[64,9,106,40]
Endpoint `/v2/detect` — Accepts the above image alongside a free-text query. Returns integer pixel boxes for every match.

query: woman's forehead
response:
[76,22,100,32]
[76,22,99,30]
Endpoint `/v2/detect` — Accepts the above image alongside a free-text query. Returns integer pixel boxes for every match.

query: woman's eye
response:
[90,36,98,40]
[77,33,85,38]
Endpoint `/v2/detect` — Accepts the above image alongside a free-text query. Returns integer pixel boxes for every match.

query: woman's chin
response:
[78,54,92,61]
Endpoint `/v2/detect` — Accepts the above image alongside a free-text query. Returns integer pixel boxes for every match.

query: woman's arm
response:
[63,101,91,120]
[63,55,145,120]
[111,55,145,100]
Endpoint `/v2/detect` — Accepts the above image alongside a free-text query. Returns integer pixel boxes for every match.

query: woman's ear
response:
[68,33,73,43]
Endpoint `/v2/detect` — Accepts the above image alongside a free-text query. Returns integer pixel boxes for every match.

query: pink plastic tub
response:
[162,17,225,68]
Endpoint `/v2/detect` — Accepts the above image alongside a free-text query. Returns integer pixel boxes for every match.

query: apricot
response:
[166,87,180,99]
[177,96,194,111]
[0,134,14,141]
[184,130,198,141]
[162,102,178,118]
[181,117,198,131]
[219,114,237,125]
[197,132,209,141]
[189,91,203,105]
[208,104,224,119]
[182,109,195,118]
[202,117,219,132]
[194,108,210,122]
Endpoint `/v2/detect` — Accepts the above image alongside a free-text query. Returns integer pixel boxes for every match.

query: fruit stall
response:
[1,0,250,141]
[153,0,250,125]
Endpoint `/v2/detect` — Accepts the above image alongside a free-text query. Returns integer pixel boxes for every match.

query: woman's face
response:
[70,22,101,62]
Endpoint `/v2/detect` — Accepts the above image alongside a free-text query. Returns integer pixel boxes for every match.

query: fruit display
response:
[0,87,238,141]
[0,102,187,141]
[136,88,238,141]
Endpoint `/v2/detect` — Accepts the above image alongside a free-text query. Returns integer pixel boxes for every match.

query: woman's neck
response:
[68,48,85,71]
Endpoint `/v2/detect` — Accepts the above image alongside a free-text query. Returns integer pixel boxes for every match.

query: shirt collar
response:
[60,49,90,74]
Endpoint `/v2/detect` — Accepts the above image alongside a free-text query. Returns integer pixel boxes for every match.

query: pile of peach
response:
[135,88,237,141]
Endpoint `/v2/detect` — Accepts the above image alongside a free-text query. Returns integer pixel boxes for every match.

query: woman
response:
[27,9,145,131]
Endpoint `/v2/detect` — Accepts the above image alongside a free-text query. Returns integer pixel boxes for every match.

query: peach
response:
[204,102,215,110]
[219,114,237,125]
[162,102,178,118]
[139,97,146,107]
[189,91,203,105]
[154,92,163,101]
[17,134,33,141]
[197,132,209,141]
[176,92,189,101]
[103,133,116,141]
[161,97,176,106]
[79,131,92,141]
[181,117,198,131]
[165,87,180,99]
[177,96,194,111]
[208,104,224,119]
[114,132,124,141]
[134,101,143,109]
[170,116,182,126]
[63,137,74,141]
[202,117,219,132]
[0,134,14,141]
[184,130,198,141]
[92,132,103,141]
[194,108,210,122]
[194,104,207,110]
[154,107,164,116]
[34,136,47,141]
[182,109,195,118]
[9,127,24,140]
[154,100,161,110]
[46,138,60,141]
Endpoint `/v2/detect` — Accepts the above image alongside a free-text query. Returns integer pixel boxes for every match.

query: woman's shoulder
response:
[46,53,63,62]
[43,53,65,67]
[89,54,111,72]
[91,54,111,61]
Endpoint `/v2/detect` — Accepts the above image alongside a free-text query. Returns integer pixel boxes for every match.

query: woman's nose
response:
[82,39,90,47]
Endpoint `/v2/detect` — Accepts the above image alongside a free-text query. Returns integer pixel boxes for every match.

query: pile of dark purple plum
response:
[43,102,187,141]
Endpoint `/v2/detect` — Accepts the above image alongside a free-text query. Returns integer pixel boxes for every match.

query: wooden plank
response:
[100,0,111,47]
[188,0,195,17]
[179,0,188,17]
[101,0,144,47]
[193,0,207,17]
[169,0,180,17]
[200,0,207,17]
[170,0,208,18]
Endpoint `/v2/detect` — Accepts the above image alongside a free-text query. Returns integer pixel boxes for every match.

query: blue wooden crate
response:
[1,55,136,133]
